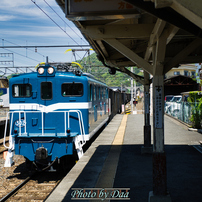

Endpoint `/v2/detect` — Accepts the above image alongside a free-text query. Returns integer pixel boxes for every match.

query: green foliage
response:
[78,53,143,89]
[0,90,3,96]
[187,91,202,129]
[7,74,19,80]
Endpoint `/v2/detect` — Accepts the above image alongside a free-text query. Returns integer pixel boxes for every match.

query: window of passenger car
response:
[89,84,93,101]
[62,83,83,97]
[101,87,104,99]
[41,82,52,100]
[94,86,96,101]
[98,86,100,100]
[12,84,32,97]
[106,88,108,99]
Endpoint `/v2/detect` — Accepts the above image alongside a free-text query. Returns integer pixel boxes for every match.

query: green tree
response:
[187,91,202,129]
[78,53,143,90]
[0,90,3,96]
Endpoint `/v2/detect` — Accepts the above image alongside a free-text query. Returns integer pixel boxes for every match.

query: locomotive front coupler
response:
[35,146,48,160]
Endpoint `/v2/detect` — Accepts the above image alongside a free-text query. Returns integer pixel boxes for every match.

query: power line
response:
[0,38,56,63]
[43,0,87,44]
[0,45,91,48]
[1,38,47,59]
[1,47,41,63]
[31,0,85,48]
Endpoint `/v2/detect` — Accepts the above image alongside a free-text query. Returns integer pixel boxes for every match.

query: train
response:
[3,62,130,170]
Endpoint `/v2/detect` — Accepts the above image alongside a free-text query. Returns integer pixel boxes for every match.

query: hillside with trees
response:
[78,53,143,91]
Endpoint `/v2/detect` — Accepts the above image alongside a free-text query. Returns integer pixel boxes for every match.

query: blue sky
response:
[0,0,90,71]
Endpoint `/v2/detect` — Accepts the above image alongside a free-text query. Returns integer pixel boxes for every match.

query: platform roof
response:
[56,0,202,78]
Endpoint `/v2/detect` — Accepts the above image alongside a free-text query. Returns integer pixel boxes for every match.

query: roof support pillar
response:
[149,31,171,202]
[141,19,166,154]
[141,71,152,154]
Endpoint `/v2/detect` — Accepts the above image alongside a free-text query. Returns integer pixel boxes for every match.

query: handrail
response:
[3,112,13,149]
[4,110,86,150]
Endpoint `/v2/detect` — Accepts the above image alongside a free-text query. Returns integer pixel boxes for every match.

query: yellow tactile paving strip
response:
[95,114,128,188]
[112,114,127,145]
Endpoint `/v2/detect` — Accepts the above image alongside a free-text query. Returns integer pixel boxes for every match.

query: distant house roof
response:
[171,64,197,71]
[164,75,198,96]
[164,75,196,85]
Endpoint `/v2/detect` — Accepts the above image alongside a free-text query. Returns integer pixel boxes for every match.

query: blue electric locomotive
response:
[4,63,109,170]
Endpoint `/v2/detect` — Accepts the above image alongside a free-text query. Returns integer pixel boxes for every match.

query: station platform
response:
[46,114,202,202]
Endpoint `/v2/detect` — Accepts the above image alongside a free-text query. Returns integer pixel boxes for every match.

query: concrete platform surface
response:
[46,114,202,202]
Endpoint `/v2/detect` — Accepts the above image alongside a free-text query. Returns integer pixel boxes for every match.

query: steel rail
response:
[0,173,36,202]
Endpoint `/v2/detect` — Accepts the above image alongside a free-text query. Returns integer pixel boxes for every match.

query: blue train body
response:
[5,64,109,169]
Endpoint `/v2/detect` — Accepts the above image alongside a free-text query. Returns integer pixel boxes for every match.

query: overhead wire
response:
[31,0,85,49]
[1,38,52,60]
[43,0,87,44]
[0,38,55,63]
[1,47,41,63]
[1,1,92,69]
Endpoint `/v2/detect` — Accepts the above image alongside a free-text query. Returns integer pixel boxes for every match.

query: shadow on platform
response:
[61,144,202,202]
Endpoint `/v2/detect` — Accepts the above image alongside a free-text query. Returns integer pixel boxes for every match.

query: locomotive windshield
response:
[62,83,83,96]
[41,82,52,100]
[12,84,32,97]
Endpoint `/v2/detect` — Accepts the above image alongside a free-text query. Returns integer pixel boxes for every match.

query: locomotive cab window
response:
[62,83,83,96]
[41,82,52,100]
[12,84,32,97]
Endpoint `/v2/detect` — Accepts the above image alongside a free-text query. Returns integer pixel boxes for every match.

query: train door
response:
[28,78,38,134]
[38,78,56,135]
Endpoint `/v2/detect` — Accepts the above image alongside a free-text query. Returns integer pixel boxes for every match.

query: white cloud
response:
[0,0,89,67]
[0,26,87,48]
[0,15,15,21]
[0,0,59,21]
[0,0,31,8]
[0,25,81,39]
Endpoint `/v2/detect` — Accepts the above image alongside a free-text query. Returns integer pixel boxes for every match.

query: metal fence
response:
[164,101,196,125]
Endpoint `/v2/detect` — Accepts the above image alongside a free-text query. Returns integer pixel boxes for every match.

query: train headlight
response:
[48,67,54,74]
[38,67,44,74]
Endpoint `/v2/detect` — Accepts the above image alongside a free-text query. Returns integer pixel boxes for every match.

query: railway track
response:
[0,171,64,202]
[0,122,99,201]
[0,137,66,202]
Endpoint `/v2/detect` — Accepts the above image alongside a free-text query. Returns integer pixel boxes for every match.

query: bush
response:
[187,91,202,129]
